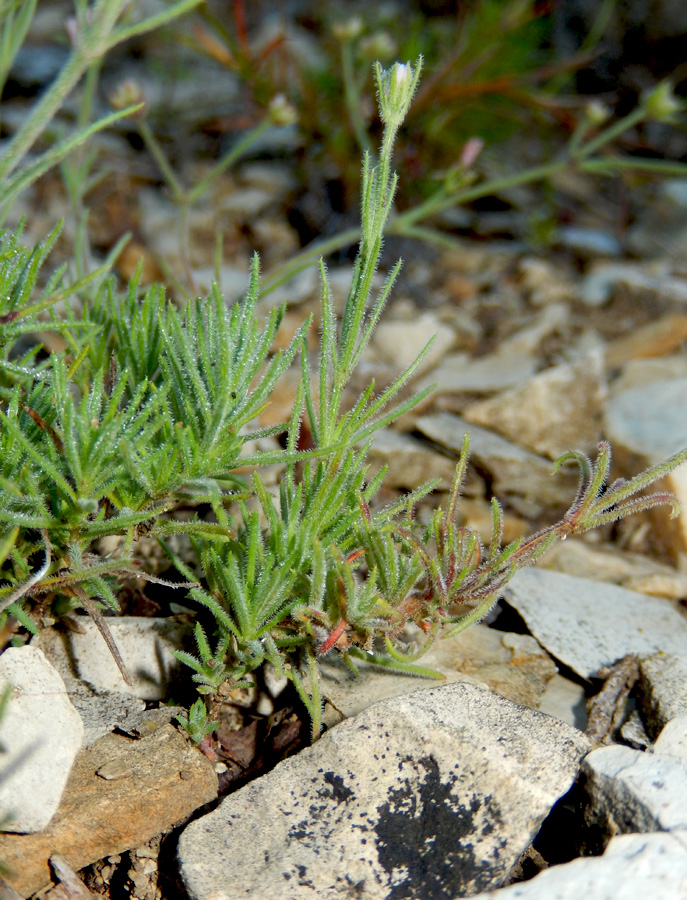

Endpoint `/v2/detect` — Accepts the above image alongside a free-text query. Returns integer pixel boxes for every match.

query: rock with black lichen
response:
[177,681,590,900]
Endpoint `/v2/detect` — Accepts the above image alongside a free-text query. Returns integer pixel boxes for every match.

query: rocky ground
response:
[3,3,687,899]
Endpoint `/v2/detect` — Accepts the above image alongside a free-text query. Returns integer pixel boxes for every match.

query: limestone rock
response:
[538,674,588,731]
[653,715,687,764]
[317,623,556,725]
[412,300,567,399]
[67,683,145,747]
[502,569,687,680]
[416,349,536,397]
[367,428,457,490]
[544,540,687,602]
[372,311,455,373]
[34,616,191,700]
[463,353,605,459]
[638,653,687,738]
[0,646,84,834]
[604,376,687,555]
[582,743,687,834]
[415,413,579,513]
[580,261,687,307]
[605,313,687,368]
[178,682,590,900]
[605,377,687,463]
[0,723,218,897]
[468,832,687,899]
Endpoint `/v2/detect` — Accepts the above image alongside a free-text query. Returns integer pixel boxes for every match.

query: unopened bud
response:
[359,31,396,62]
[459,137,484,169]
[374,57,423,131]
[584,100,611,127]
[267,94,298,127]
[332,17,363,41]
[109,79,145,117]
[642,81,684,123]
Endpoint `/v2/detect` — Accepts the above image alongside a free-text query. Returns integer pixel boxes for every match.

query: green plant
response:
[175,697,219,745]
[0,237,305,679]
[1,55,687,745]
[161,60,687,740]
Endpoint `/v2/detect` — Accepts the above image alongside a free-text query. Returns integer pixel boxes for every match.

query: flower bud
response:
[374,57,423,131]
[332,17,363,42]
[584,100,611,127]
[642,81,684,123]
[267,94,298,127]
[109,79,145,117]
[359,31,396,62]
[459,137,484,169]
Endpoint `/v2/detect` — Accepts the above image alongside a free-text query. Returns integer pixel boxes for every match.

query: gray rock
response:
[653,715,687,764]
[620,710,652,751]
[604,376,687,555]
[605,377,687,462]
[544,539,687,601]
[502,569,687,680]
[583,743,687,833]
[415,414,578,513]
[67,683,145,747]
[33,617,191,700]
[0,647,84,833]
[178,682,590,900]
[538,674,588,731]
[557,226,623,257]
[217,186,276,218]
[468,832,687,899]
[638,653,687,738]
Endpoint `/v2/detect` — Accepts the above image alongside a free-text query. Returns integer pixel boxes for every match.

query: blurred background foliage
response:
[3,0,687,285]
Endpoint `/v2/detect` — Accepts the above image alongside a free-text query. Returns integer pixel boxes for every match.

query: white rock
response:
[0,647,84,833]
[583,743,687,833]
[639,653,687,737]
[498,302,569,356]
[416,349,536,396]
[372,311,455,372]
[237,162,297,195]
[558,226,622,257]
[468,832,687,899]
[604,377,687,554]
[654,715,687,764]
[217,186,275,218]
[544,540,687,602]
[178,683,589,900]
[33,617,190,700]
[580,262,687,307]
[620,709,652,750]
[502,569,687,680]
[605,377,687,461]
[463,352,605,459]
